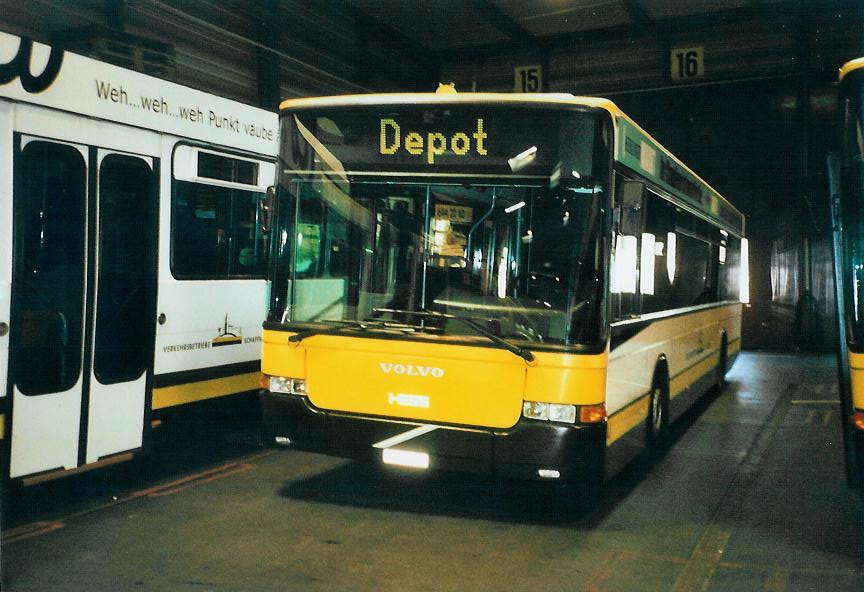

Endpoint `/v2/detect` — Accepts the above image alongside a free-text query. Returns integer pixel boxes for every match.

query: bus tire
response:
[716,332,728,391]
[646,360,670,449]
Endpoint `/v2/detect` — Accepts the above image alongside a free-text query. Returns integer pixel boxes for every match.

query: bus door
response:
[8,137,158,478]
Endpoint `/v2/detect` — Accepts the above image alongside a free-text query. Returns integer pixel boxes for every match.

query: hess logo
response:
[379,362,444,378]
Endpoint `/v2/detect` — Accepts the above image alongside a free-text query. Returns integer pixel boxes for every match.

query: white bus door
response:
[8,138,158,478]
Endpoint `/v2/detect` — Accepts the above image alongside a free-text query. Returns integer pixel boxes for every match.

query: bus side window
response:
[611,177,643,320]
[719,235,741,301]
[642,193,676,314]
[171,150,270,279]
[672,209,712,307]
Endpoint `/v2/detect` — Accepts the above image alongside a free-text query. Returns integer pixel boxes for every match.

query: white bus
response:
[0,32,278,483]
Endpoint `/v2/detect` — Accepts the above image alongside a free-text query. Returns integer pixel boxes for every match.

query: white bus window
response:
[13,142,87,395]
[171,151,270,279]
[94,155,157,385]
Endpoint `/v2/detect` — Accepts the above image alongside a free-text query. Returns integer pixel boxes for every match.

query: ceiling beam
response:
[342,3,439,71]
[620,0,654,33]
[446,2,804,59]
[469,0,536,45]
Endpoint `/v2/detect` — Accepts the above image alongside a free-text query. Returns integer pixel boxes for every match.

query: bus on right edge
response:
[833,57,864,490]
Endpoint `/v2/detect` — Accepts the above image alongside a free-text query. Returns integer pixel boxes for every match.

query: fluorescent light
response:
[382,449,429,469]
[504,201,526,213]
[537,469,560,479]
[508,146,537,171]
[667,232,677,284]
[640,233,655,295]
[740,238,750,303]
[611,235,638,294]
[497,246,509,298]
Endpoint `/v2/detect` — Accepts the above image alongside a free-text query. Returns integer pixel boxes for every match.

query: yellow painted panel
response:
[847,352,864,411]
[670,352,718,399]
[152,372,260,410]
[0,414,5,440]
[262,329,305,378]
[524,365,606,405]
[263,330,609,427]
[607,395,649,445]
[306,338,526,428]
[728,337,741,355]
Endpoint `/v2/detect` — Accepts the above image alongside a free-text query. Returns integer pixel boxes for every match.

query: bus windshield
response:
[270,105,610,350]
[841,71,864,349]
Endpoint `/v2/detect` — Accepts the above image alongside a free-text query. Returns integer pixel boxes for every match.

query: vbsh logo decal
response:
[211,314,242,347]
[0,37,64,93]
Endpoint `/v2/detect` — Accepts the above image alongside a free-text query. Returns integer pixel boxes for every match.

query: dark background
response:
[3,0,862,350]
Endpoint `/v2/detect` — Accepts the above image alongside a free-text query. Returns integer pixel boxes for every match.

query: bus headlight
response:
[268,376,307,395]
[522,401,549,420]
[548,403,577,424]
[522,401,603,424]
[522,401,576,424]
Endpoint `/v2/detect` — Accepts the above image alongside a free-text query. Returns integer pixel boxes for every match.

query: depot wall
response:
[0,1,861,350]
[439,3,861,350]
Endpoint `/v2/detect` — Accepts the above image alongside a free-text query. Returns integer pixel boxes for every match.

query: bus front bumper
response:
[260,391,606,484]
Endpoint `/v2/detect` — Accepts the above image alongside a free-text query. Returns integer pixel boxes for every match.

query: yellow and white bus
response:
[260,90,746,489]
[832,57,864,489]
[0,32,277,483]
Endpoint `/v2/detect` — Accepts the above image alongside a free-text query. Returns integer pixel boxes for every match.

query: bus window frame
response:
[168,141,275,281]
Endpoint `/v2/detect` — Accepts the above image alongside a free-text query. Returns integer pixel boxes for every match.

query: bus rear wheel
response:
[716,333,728,391]
[646,365,670,449]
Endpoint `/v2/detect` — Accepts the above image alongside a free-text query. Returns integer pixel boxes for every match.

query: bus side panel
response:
[0,101,11,407]
[847,352,864,413]
[151,137,267,409]
[606,303,741,465]
[152,279,267,408]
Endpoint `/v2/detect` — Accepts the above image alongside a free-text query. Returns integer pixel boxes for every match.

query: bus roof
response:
[279,92,745,235]
[840,57,864,82]
[0,31,278,155]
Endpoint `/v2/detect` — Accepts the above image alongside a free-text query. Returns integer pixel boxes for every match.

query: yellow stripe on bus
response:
[607,395,650,446]
[152,372,261,410]
[728,337,741,356]
[846,352,864,411]
[0,414,4,440]
[670,351,719,399]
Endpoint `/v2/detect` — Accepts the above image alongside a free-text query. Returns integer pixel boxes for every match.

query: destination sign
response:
[379,118,488,164]
[283,106,603,178]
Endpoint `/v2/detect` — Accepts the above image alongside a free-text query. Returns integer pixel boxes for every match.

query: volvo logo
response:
[379,362,444,378]
[0,37,64,94]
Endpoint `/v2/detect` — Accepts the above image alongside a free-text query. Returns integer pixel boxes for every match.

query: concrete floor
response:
[2,353,863,591]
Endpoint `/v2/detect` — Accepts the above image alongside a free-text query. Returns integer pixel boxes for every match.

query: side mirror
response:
[618,179,644,235]
[260,185,275,233]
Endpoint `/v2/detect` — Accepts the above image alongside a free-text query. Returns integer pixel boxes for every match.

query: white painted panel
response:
[85,374,146,464]
[0,32,277,155]
[9,381,82,478]
[1,103,12,400]
[154,279,268,375]
[15,103,161,157]
[0,282,8,400]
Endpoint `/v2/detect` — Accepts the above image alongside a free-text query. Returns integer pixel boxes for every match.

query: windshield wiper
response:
[372,308,536,363]
[287,318,441,343]
[287,320,374,343]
